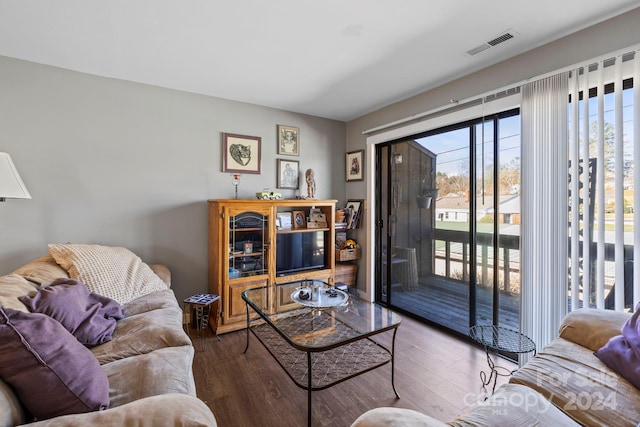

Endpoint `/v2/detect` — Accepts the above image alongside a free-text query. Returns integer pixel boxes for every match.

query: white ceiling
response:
[0,1,638,122]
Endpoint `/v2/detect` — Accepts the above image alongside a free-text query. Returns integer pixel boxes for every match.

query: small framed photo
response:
[277,125,300,156]
[277,159,299,189]
[292,210,306,229]
[222,133,261,174]
[346,150,364,181]
[346,199,363,229]
[277,212,292,230]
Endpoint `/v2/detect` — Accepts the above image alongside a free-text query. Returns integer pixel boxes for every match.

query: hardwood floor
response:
[192,314,516,427]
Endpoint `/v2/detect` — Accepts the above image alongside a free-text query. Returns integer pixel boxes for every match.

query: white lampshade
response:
[0,152,31,200]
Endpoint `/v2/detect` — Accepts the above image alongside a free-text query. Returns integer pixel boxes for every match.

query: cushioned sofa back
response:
[559,308,629,352]
[511,336,640,427]
[0,274,38,312]
[12,254,70,287]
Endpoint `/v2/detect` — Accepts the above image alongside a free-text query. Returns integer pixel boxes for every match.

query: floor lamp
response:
[0,152,31,202]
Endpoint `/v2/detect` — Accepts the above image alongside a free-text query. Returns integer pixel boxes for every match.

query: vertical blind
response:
[521,45,638,354]
[567,49,638,313]
[521,72,570,355]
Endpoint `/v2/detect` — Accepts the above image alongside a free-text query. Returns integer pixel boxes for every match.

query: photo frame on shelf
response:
[222,133,261,174]
[277,159,299,189]
[277,212,292,230]
[345,199,363,229]
[277,125,300,156]
[346,150,364,181]
[292,210,306,229]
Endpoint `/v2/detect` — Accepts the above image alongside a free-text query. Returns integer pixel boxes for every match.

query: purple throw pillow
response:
[19,278,124,347]
[595,303,640,389]
[0,306,109,420]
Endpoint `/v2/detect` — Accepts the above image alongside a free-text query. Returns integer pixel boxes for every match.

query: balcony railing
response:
[432,227,631,301]
[433,229,520,293]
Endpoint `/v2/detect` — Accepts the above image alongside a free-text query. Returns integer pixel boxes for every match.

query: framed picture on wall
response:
[277,125,300,156]
[222,133,261,174]
[277,159,299,189]
[346,150,364,181]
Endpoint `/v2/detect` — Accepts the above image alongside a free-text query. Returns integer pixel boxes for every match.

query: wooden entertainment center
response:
[208,199,337,333]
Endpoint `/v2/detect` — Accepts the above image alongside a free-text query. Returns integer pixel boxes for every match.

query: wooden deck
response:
[385,275,520,336]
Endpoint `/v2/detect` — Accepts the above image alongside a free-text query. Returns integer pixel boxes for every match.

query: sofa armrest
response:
[27,394,216,427]
[351,407,448,427]
[559,308,630,352]
[149,264,171,288]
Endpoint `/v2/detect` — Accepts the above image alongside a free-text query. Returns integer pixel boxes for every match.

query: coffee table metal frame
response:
[242,280,401,426]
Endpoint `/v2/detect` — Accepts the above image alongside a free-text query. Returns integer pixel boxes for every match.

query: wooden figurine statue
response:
[305,169,316,199]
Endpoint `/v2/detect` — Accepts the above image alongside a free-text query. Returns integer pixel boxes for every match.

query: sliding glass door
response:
[375,110,521,336]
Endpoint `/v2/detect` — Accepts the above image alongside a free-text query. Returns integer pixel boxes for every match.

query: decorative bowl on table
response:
[291,286,349,308]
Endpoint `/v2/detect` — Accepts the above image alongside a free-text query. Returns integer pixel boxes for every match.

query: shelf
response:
[230,227,264,232]
[229,251,264,258]
[232,270,268,279]
[250,321,392,389]
[277,227,329,234]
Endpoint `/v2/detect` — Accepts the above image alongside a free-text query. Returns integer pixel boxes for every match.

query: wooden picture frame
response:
[277,125,300,156]
[222,133,261,174]
[346,150,364,181]
[277,159,299,189]
[292,210,306,229]
[345,199,363,229]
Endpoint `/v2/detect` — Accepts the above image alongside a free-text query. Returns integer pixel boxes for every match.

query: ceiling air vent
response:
[487,32,514,46]
[466,30,517,56]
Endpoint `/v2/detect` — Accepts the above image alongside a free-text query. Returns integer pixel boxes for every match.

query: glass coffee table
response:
[242,280,401,427]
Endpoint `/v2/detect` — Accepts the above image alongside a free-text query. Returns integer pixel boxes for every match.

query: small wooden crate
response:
[336,247,361,261]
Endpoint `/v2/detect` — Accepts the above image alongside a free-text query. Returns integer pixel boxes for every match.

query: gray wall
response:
[2,7,638,302]
[345,7,640,293]
[0,56,346,303]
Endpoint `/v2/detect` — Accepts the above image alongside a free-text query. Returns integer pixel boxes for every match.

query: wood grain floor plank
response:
[192,315,516,426]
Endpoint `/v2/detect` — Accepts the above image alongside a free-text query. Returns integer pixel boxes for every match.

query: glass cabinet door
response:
[228,211,269,280]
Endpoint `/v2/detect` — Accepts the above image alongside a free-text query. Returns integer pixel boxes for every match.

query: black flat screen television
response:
[276,231,325,275]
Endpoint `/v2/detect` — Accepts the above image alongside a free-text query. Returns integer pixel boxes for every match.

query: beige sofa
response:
[352,308,640,426]
[0,251,217,427]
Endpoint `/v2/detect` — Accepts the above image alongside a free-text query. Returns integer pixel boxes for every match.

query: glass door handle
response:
[388,215,396,237]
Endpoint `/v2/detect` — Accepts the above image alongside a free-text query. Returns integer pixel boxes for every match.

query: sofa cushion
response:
[595,303,640,389]
[449,383,579,426]
[19,278,124,347]
[511,337,640,427]
[122,288,181,318]
[91,293,191,364]
[0,273,38,313]
[24,394,217,427]
[48,244,168,305]
[0,306,109,420]
[351,407,448,427]
[102,346,196,408]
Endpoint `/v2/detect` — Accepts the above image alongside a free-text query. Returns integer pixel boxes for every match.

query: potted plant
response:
[416,188,439,209]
